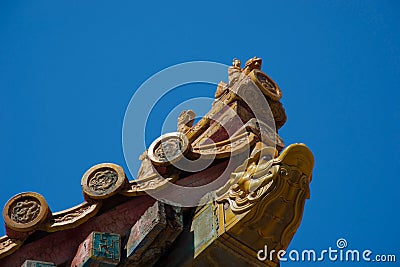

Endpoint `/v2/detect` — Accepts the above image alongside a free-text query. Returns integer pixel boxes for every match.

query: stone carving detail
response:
[10,198,41,224]
[154,139,183,163]
[148,132,189,166]
[131,175,169,191]
[256,71,274,90]
[88,168,118,194]
[42,202,102,233]
[51,204,95,223]
[3,192,50,232]
[81,163,127,199]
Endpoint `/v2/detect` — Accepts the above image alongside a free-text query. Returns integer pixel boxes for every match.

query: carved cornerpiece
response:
[221,144,313,250]
[215,144,313,215]
[0,56,314,267]
[175,144,313,267]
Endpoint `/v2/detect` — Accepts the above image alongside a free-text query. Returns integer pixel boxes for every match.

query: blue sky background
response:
[0,1,399,266]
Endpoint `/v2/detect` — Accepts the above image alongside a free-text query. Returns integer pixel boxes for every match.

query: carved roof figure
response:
[243,56,262,75]
[177,110,196,133]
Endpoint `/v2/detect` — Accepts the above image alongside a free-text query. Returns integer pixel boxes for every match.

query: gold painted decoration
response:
[0,236,22,259]
[243,57,262,75]
[231,157,313,259]
[187,144,315,267]
[44,202,102,232]
[122,172,179,197]
[216,144,314,215]
[216,147,277,214]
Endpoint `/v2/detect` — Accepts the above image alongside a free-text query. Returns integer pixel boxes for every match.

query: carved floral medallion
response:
[148,132,189,166]
[81,163,127,199]
[3,192,50,232]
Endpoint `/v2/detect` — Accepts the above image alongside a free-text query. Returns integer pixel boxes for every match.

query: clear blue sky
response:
[0,1,399,266]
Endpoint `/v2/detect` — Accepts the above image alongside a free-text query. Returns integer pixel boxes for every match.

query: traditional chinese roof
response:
[0,57,314,267]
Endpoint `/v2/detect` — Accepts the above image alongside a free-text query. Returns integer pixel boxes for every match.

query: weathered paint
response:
[0,196,155,267]
[71,232,120,267]
[21,260,55,267]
